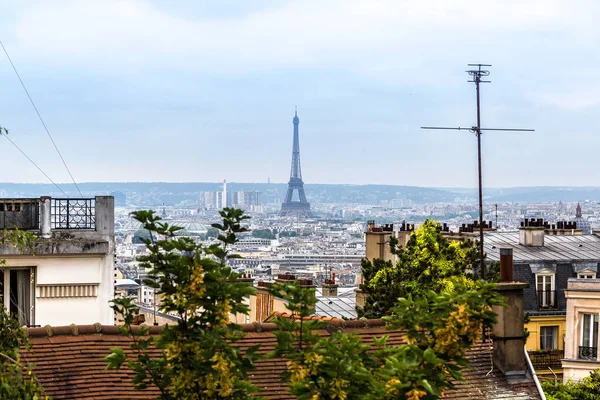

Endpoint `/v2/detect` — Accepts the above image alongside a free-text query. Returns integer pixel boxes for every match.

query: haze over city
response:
[0,0,598,187]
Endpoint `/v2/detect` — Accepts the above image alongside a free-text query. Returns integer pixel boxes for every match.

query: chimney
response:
[492,247,528,379]
[396,220,413,249]
[367,220,375,232]
[322,273,338,297]
[256,281,274,322]
[499,248,514,282]
[238,273,254,285]
[519,218,545,246]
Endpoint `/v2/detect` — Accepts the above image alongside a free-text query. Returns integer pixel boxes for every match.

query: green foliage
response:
[0,305,49,400]
[0,230,48,399]
[132,228,153,244]
[279,231,298,238]
[205,227,220,239]
[251,229,276,240]
[105,208,259,399]
[542,368,600,400]
[269,281,378,399]
[359,219,480,318]
[271,280,503,400]
[0,229,37,261]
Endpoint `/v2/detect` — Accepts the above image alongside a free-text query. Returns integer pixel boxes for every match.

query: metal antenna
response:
[421,64,534,279]
[495,203,498,230]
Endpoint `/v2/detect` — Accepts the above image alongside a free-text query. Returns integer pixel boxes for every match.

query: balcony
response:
[578,346,598,360]
[0,199,40,230]
[0,197,96,231]
[537,290,558,309]
[528,350,564,370]
[50,198,95,229]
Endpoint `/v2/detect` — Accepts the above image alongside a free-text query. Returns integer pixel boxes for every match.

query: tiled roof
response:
[23,322,542,400]
[264,311,342,322]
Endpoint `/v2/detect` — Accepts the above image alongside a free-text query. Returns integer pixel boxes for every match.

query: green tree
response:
[0,228,48,400]
[270,280,503,400]
[205,227,220,238]
[251,229,276,240]
[542,368,600,400]
[279,231,298,238]
[105,208,259,399]
[358,219,480,318]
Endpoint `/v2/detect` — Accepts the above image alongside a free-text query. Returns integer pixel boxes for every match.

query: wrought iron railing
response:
[537,290,558,309]
[579,346,598,360]
[51,198,96,229]
[0,199,40,230]
[528,350,563,370]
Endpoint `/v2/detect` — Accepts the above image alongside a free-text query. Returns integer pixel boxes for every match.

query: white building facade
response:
[563,278,600,382]
[0,196,114,326]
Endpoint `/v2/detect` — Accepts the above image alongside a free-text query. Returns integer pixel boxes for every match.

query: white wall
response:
[5,255,114,326]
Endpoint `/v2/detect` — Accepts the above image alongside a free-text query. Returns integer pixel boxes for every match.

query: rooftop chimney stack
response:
[492,247,528,380]
[499,248,514,282]
[519,218,545,246]
[322,272,338,297]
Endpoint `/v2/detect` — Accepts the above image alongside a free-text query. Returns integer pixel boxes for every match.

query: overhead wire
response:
[0,40,83,198]
[2,133,68,197]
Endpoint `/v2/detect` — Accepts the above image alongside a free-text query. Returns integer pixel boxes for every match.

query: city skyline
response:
[0,1,599,187]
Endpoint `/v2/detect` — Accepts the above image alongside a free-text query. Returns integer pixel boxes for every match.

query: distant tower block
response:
[280,110,311,217]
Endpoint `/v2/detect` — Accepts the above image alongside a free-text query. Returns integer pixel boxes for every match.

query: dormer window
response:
[578,269,596,279]
[536,272,556,308]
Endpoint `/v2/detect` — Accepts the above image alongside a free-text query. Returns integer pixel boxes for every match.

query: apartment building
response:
[0,196,115,326]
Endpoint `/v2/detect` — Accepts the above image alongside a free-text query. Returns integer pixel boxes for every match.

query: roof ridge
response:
[25,318,386,337]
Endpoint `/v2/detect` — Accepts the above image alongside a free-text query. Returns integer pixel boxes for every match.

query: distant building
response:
[198,188,262,212]
[574,203,592,234]
[0,196,115,326]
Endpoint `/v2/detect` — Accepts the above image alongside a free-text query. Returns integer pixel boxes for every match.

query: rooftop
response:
[485,231,600,263]
[23,322,542,400]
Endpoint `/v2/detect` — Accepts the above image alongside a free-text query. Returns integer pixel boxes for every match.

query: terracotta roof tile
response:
[22,323,542,400]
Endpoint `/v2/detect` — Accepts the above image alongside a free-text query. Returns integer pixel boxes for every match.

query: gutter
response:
[524,346,547,400]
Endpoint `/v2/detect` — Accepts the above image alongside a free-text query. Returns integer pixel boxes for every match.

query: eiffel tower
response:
[280,109,311,217]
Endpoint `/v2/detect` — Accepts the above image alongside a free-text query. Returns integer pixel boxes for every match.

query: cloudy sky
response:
[0,0,598,187]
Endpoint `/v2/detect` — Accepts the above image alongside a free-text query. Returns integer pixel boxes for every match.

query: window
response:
[578,273,596,279]
[579,313,599,360]
[0,268,34,326]
[540,326,558,350]
[536,273,556,308]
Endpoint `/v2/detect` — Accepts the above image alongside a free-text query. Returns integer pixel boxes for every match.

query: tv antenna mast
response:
[421,64,534,278]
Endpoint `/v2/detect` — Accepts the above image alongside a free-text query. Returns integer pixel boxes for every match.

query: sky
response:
[0,0,599,187]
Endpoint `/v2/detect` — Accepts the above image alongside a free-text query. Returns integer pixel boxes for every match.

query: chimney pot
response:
[499,248,514,282]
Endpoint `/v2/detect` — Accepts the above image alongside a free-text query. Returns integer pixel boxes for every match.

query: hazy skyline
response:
[0,1,599,187]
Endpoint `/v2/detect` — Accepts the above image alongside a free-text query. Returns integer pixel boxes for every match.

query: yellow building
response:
[525,315,566,380]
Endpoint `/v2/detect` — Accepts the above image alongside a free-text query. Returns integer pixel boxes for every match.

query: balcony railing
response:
[537,290,558,309]
[0,199,40,230]
[578,346,598,360]
[51,198,95,229]
[528,350,564,370]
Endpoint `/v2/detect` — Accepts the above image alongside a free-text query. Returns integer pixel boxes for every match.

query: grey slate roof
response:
[314,288,358,319]
[484,232,600,263]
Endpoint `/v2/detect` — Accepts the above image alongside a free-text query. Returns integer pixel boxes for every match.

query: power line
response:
[2,133,68,197]
[0,40,83,198]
